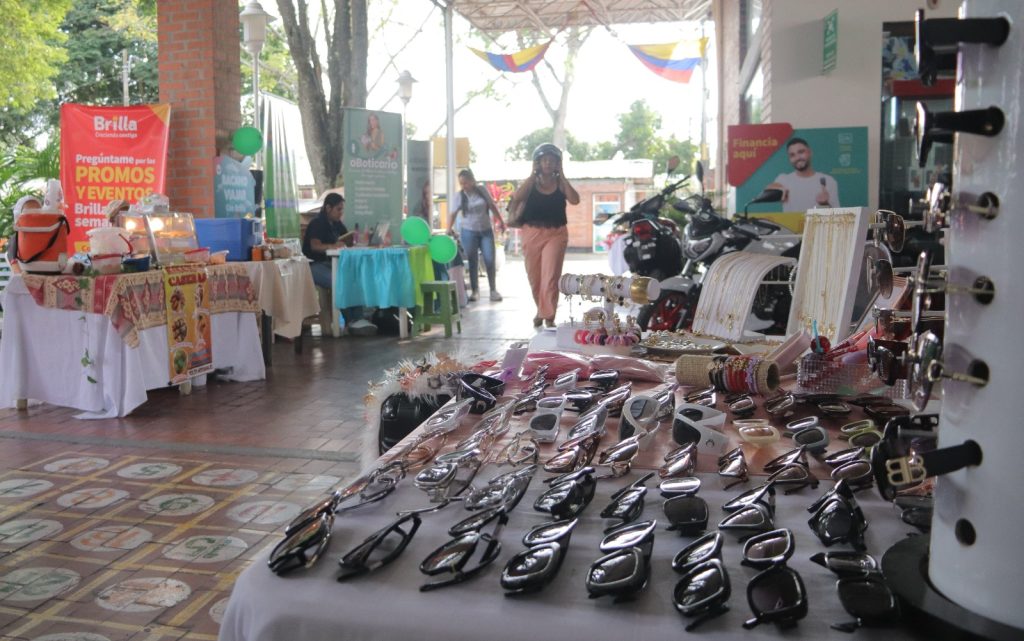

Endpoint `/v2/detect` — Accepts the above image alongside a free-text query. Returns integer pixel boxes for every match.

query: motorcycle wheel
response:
[642,291,691,332]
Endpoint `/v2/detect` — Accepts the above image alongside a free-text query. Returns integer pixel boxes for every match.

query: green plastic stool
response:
[419,280,462,338]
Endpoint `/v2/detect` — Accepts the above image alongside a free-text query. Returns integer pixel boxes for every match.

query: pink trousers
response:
[521,225,568,321]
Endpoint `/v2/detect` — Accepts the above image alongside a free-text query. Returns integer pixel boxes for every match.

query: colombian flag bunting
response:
[627,38,707,83]
[469,41,552,73]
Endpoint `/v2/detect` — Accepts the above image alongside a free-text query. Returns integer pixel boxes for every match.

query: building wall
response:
[715,0,957,210]
[157,0,241,219]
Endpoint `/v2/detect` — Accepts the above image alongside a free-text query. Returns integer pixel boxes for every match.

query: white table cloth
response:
[243,258,319,339]
[0,275,265,418]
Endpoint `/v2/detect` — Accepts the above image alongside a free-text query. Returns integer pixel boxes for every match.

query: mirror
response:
[694,161,705,194]
[742,188,784,217]
[666,155,681,174]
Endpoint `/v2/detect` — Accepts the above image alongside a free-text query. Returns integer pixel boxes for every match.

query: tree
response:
[0,0,71,111]
[275,0,368,192]
[0,137,60,239]
[611,100,698,174]
[523,27,592,151]
[505,128,593,162]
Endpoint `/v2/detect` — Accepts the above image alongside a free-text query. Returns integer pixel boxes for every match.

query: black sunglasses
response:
[419,511,508,592]
[718,447,749,490]
[336,513,421,580]
[832,574,901,632]
[533,468,597,520]
[544,432,600,474]
[831,460,874,492]
[500,518,578,595]
[659,476,702,498]
[810,550,879,576]
[765,463,819,495]
[660,443,697,479]
[722,482,776,513]
[672,531,723,574]
[762,446,809,474]
[268,512,333,576]
[741,528,795,569]
[285,461,405,538]
[718,502,774,539]
[588,368,620,391]
[585,520,656,602]
[600,472,654,532]
[808,493,868,550]
[742,565,809,629]
[673,559,731,631]
[663,495,709,536]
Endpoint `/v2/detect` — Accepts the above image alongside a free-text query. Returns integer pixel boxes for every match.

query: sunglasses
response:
[421,398,473,433]
[459,465,536,513]
[601,383,634,418]
[659,442,697,479]
[831,573,901,632]
[762,446,809,474]
[825,446,867,469]
[552,368,580,391]
[500,518,579,595]
[764,392,796,417]
[336,513,421,580]
[810,550,879,576]
[419,510,508,592]
[285,461,406,537]
[765,463,819,494]
[742,565,809,629]
[786,423,830,454]
[495,431,540,467]
[533,468,597,519]
[595,436,642,479]
[620,393,662,440]
[544,432,600,474]
[456,374,504,415]
[831,460,874,491]
[718,501,774,539]
[807,492,868,550]
[586,520,656,601]
[412,452,483,506]
[741,527,795,569]
[587,368,620,392]
[718,446,749,489]
[268,512,333,576]
[663,494,710,536]
[600,472,655,531]
[728,394,757,417]
[659,476,702,498]
[910,330,989,411]
[722,482,776,513]
[529,395,566,443]
[672,404,729,454]
[672,531,723,574]
[673,559,731,631]
[737,423,780,447]
[871,210,909,254]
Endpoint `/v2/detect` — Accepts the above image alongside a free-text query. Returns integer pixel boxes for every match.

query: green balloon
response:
[400,217,430,246]
[428,234,458,264]
[233,126,263,156]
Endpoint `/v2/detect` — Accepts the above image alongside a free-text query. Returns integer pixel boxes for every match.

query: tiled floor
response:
[0,254,608,640]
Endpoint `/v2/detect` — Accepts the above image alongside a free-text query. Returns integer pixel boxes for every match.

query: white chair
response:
[0,252,13,335]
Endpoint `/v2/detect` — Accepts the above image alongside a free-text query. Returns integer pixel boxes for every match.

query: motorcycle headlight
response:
[684,237,712,259]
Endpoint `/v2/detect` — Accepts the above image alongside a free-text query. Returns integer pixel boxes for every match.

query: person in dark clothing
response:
[302,192,369,330]
[508,143,579,328]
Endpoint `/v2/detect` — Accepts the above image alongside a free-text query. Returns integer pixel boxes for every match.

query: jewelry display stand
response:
[553,273,659,354]
[785,207,871,345]
[883,3,1023,639]
[689,252,796,342]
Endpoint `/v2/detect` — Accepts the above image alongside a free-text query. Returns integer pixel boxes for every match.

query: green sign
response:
[823,10,838,73]
[342,108,403,234]
[213,155,256,218]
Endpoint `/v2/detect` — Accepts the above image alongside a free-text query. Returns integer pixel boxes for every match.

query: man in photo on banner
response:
[765,137,840,211]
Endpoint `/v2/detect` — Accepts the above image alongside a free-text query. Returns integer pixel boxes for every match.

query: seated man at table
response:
[301,193,375,334]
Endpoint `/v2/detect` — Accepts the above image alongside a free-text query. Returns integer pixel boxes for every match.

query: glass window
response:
[741,64,764,124]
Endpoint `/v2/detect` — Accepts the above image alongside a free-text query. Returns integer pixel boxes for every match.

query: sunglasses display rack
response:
[882,3,1023,640]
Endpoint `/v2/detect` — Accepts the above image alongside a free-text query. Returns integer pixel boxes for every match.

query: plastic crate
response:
[194,218,263,261]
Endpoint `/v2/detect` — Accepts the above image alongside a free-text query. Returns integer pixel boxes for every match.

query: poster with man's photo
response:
[728,124,868,231]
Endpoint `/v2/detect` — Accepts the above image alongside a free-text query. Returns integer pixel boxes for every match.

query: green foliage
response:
[241,27,299,118]
[0,136,59,238]
[509,100,699,174]
[0,0,71,111]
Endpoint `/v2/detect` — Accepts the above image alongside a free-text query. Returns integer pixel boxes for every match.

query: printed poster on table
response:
[163,265,212,385]
[342,108,403,234]
[728,123,867,232]
[59,104,171,253]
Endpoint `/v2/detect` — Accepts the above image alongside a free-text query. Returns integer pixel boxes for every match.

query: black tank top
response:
[520,185,567,228]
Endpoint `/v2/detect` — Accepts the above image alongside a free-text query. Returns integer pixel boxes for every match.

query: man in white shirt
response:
[765,138,840,211]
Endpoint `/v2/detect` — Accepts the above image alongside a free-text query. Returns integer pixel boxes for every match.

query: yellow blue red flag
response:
[469,41,552,73]
[627,38,707,83]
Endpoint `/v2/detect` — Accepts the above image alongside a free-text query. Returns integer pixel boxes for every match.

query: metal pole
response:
[122,50,129,106]
[252,53,261,169]
[444,1,456,231]
[699,20,708,167]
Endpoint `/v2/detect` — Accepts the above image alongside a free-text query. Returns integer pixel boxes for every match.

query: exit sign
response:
[823,10,838,73]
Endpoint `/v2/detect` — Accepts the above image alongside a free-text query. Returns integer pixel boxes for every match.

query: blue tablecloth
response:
[333,247,416,309]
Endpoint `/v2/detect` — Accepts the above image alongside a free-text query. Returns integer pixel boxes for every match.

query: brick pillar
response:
[157,0,241,219]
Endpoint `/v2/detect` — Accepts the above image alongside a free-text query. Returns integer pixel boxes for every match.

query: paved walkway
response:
[0,253,610,640]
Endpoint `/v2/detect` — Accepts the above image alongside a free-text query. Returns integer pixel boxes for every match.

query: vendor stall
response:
[328,246,433,338]
[244,255,320,364]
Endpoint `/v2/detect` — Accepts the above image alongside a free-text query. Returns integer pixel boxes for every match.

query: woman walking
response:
[509,143,579,328]
[448,168,505,302]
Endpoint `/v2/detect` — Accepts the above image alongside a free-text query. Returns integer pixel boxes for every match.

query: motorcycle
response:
[634,163,802,333]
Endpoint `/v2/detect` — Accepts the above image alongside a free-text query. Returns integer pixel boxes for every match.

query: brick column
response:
[157,0,241,219]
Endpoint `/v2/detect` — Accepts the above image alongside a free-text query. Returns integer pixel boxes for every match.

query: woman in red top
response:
[509,143,580,328]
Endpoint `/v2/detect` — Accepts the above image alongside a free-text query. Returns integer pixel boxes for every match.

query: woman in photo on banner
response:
[508,143,579,328]
[447,168,505,302]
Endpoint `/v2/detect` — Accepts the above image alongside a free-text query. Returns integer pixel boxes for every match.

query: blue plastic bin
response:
[194,218,263,261]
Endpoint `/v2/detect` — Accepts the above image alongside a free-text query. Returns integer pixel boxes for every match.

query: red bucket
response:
[14,212,69,273]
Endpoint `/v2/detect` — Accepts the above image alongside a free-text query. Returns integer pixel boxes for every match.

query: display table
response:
[244,258,320,364]
[0,268,265,419]
[220,385,927,641]
[328,246,433,339]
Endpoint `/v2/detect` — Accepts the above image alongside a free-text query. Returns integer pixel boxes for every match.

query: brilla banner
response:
[59,104,171,253]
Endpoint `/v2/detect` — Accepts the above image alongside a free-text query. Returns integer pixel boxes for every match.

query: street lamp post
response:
[239,0,274,169]
[397,70,417,216]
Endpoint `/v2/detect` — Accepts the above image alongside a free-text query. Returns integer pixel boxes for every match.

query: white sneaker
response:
[489,291,503,302]
[348,319,377,336]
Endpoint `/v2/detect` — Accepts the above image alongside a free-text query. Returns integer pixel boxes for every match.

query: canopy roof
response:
[450,0,711,33]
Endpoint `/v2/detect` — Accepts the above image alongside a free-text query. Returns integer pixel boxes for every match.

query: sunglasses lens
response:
[849,431,881,448]
[749,567,804,619]
[743,529,792,566]
[420,533,477,575]
[601,488,645,522]
[838,576,898,621]
[600,520,655,551]
[811,551,878,575]
[660,453,696,479]
[664,496,709,534]
[523,519,576,546]
[659,477,702,497]
[501,544,559,591]
[833,460,872,482]
[723,484,773,512]
[674,561,728,614]
[587,548,644,595]
[449,506,503,537]
[672,532,722,572]
[720,505,772,532]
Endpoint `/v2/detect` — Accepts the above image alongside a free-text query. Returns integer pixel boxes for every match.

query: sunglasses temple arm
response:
[396,499,452,517]
[685,604,729,632]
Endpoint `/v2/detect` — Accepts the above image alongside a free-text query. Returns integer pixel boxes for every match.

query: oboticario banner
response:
[59,104,171,253]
